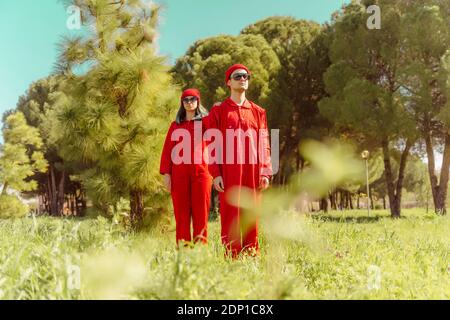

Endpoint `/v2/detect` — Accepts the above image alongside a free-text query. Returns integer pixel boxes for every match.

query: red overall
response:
[160,118,212,245]
[205,98,272,257]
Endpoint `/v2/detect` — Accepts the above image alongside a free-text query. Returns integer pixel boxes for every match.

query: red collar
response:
[225,97,252,109]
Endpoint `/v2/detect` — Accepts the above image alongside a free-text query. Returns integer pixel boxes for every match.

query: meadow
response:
[0,209,448,300]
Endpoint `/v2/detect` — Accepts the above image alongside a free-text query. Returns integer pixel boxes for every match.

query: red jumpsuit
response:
[160,118,212,245]
[205,98,272,257]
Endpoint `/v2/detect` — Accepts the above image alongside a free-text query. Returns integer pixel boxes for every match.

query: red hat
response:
[181,88,201,104]
[225,64,251,85]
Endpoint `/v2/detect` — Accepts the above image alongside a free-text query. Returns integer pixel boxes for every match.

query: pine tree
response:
[319,0,419,218]
[54,0,178,227]
[0,112,48,197]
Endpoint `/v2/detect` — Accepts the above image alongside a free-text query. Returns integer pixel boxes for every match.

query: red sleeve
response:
[204,106,222,179]
[259,110,272,178]
[160,122,176,175]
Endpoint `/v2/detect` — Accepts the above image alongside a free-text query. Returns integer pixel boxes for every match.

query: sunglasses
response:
[182,97,198,103]
[231,73,251,81]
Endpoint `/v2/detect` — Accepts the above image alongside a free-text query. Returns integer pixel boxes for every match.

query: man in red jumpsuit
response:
[205,64,272,258]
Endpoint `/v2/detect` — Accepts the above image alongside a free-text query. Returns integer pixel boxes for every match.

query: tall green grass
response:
[0,209,448,299]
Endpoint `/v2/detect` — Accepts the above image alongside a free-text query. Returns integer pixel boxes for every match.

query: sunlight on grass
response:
[0,209,448,299]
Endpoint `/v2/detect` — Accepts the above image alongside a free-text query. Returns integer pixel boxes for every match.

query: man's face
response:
[227,69,250,91]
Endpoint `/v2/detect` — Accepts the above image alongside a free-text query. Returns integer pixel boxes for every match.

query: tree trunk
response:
[349,192,354,210]
[329,191,336,210]
[44,182,50,213]
[57,170,66,216]
[381,138,412,218]
[81,191,87,215]
[424,129,439,206]
[338,190,342,210]
[424,130,450,215]
[319,197,328,212]
[75,192,80,216]
[48,164,58,216]
[328,192,332,210]
[435,134,450,215]
[369,190,374,210]
[130,189,144,227]
[38,194,43,214]
[346,191,351,210]
[1,182,8,195]
[70,193,76,215]
[296,152,301,172]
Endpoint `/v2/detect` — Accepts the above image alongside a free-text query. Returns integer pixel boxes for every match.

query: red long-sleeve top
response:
[160,119,209,175]
[204,98,272,180]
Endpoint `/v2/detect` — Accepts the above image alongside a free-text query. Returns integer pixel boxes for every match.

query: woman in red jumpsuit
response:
[160,89,212,245]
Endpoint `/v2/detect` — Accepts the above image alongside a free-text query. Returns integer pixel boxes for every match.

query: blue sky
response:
[0,0,346,120]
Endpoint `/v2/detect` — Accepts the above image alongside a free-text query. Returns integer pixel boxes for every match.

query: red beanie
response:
[181,88,201,104]
[225,64,251,84]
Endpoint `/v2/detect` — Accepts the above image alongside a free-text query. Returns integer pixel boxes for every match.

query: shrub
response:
[0,194,29,218]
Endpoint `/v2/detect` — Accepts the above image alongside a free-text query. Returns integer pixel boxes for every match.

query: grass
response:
[0,208,448,299]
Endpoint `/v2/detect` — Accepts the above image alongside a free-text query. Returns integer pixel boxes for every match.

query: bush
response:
[0,194,30,218]
[142,191,172,232]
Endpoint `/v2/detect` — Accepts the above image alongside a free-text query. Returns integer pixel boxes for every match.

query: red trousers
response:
[171,164,212,245]
[219,163,261,258]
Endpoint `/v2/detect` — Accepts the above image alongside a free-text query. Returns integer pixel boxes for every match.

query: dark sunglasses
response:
[182,97,198,103]
[231,73,251,81]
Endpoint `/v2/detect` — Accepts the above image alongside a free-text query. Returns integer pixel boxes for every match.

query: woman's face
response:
[182,96,198,112]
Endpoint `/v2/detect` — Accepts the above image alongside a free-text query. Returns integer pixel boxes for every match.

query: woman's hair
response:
[175,101,209,124]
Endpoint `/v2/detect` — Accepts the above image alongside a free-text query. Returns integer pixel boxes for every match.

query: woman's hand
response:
[213,176,225,192]
[163,174,171,191]
[260,176,270,191]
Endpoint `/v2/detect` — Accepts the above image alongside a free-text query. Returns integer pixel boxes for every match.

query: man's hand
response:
[213,176,225,192]
[260,176,270,191]
[163,174,171,192]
